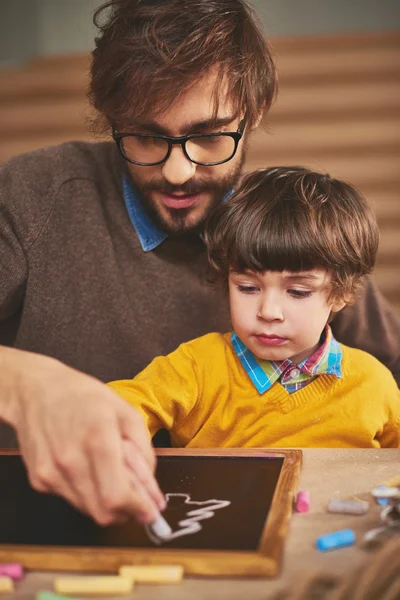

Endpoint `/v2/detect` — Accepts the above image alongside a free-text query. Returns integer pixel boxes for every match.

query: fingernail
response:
[137,512,157,525]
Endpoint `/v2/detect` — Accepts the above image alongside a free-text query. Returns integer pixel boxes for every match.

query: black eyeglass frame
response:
[112,118,246,167]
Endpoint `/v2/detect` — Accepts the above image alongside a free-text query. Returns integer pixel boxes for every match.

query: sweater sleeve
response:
[377,383,400,448]
[331,277,400,386]
[0,159,28,320]
[108,342,200,438]
[0,149,59,322]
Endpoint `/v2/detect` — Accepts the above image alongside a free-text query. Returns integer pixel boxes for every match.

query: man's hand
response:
[1,346,165,525]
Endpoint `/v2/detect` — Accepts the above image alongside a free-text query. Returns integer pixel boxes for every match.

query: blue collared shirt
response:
[231,325,342,395]
[122,174,234,251]
[123,175,168,252]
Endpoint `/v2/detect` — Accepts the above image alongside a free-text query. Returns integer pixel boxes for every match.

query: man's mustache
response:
[142,180,220,195]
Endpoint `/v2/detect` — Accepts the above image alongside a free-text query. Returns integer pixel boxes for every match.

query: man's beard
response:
[131,152,246,235]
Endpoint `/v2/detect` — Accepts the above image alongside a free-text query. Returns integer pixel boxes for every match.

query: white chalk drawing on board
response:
[145,493,231,545]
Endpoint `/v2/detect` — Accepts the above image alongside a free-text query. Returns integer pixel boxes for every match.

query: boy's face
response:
[229,269,345,364]
[124,70,249,234]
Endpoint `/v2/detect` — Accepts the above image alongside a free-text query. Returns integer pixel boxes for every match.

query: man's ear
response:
[250,107,265,131]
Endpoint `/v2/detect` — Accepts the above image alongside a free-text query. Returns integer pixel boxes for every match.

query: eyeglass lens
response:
[120,134,236,165]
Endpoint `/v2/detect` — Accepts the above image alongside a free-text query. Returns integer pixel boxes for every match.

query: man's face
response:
[124,72,248,234]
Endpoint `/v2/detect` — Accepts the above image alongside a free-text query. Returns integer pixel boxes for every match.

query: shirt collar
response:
[122,174,235,252]
[231,324,342,394]
[122,174,167,252]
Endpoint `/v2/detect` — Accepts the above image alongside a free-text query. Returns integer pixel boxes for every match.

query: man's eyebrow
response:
[134,115,237,136]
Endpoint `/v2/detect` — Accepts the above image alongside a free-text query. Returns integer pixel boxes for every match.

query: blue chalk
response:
[316,529,355,551]
[377,497,390,506]
[375,485,390,505]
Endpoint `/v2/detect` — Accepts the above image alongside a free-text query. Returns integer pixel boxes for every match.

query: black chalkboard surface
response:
[0,449,302,577]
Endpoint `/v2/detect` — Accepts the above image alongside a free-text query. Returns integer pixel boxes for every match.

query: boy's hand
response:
[2,348,165,525]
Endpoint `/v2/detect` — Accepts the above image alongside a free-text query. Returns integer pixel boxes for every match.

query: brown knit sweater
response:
[1,141,400,384]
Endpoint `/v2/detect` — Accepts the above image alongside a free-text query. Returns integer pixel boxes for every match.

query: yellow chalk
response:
[0,577,14,594]
[54,576,133,596]
[381,475,400,488]
[119,565,184,583]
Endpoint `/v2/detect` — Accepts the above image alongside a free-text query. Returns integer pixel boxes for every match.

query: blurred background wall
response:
[1,0,399,63]
[0,0,399,313]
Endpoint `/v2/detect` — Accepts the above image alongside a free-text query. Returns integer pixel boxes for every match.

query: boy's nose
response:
[161,145,196,185]
[257,298,284,322]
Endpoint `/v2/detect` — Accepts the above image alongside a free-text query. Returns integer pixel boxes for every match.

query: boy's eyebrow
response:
[284,273,321,282]
[133,115,237,136]
[230,270,256,276]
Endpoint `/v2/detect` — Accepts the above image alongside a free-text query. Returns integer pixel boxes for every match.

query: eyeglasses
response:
[112,119,246,167]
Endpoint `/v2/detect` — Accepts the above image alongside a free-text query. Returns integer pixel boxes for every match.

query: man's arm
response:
[331,277,400,386]
[0,345,166,525]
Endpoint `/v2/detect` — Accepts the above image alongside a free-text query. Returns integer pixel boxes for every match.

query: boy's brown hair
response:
[205,166,380,304]
[88,0,277,134]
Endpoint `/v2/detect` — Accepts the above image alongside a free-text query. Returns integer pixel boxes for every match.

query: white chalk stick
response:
[328,498,369,515]
[119,564,184,583]
[148,514,172,539]
[54,576,133,595]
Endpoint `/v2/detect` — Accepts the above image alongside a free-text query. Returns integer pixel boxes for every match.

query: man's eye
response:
[136,136,162,146]
[237,285,258,294]
[288,289,312,299]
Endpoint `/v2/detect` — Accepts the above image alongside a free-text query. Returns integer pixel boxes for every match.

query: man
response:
[0,0,399,527]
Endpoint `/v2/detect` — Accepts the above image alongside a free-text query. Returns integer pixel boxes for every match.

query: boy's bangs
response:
[227,210,323,274]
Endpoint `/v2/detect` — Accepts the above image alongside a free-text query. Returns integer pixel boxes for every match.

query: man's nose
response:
[161,145,197,185]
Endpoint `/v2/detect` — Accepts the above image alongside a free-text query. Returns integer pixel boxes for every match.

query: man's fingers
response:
[123,464,163,524]
[122,439,166,511]
[118,402,156,471]
[20,436,109,524]
[88,426,161,524]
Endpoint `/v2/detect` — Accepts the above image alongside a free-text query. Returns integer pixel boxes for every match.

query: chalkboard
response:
[0,449,302,577]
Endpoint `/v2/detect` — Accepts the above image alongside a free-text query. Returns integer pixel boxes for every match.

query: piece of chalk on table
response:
[0,563,23,580]
[374,485,390,505]
[295,491,310,512]
[381,475,400,488]
[328,498,369,515]
[54,576,133,596]
[119,564,184,583]
[148,514,172,539]
[0,576,14,594]
[316,529,356,552]
[37,592,82,600]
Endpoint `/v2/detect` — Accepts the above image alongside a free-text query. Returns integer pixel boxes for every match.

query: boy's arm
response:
[377,385,400,448]
[108,342,200,439]
[331,277,400,386]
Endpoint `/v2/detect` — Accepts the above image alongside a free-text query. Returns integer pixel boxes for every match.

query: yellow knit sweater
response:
[109,332,400,448]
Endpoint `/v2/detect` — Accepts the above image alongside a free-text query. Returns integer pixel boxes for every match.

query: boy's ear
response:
[331,298,347,314]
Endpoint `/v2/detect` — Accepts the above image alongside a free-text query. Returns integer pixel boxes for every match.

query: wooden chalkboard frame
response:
[0,448,302,577]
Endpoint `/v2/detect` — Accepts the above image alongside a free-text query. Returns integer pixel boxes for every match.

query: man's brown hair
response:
[205,166,380,304]
[88,0,277,134]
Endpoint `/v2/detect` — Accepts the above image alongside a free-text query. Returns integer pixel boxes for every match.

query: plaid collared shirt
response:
[231,324,342,394]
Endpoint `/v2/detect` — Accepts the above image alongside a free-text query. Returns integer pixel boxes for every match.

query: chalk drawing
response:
[145,493,231,545]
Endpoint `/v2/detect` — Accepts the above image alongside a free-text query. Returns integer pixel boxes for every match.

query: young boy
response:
[109,166,400,448]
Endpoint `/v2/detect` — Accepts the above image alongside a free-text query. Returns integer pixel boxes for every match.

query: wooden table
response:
[4,449,400,600]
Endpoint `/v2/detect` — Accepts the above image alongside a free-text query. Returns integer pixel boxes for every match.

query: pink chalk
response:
[0,563,24,580]
[296,491,310,513]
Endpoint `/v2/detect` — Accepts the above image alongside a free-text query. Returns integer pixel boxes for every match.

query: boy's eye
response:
[288,289,313,299]
[237,284,259,294]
